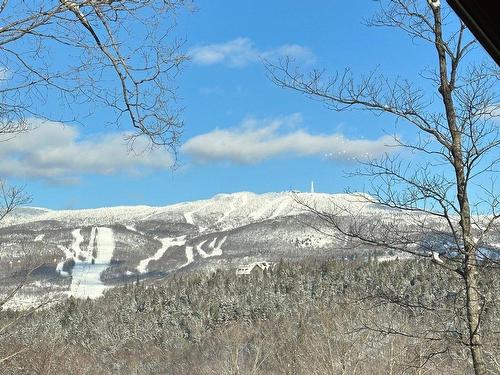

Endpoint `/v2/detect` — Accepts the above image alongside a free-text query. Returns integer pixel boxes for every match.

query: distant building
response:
[236,261,272,275]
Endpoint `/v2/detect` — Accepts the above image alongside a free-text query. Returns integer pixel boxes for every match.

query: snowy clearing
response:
[179,246,194,268]
[137,236,187,273]
[67,227,115,299]
[125,224,136,232]
[71,228,85,257]
[193,236,227,258]
[210,236,227,256]
[184,211,195,225]
[195,240,209,258]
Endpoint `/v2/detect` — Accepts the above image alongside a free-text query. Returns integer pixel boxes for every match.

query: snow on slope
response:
[184,211,195,225]
[2,207,53,226]
[3,191,381,231]
[195,240,209,258]
[210,236,226,257]
[67,227,115,299]
[192,236,227,258]
[137,236,187,273]
[180,246,194,268]
[5,191,481,307]
[71,228,85,257]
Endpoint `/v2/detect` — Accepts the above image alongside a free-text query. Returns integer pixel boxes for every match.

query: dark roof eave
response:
[446,0,500,66]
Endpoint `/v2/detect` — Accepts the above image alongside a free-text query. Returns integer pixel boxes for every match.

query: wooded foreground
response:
[1,258,499,375]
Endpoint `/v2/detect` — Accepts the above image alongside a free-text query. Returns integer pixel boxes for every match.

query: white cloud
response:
[182,114,397,164]
[189,37,314,67]
[0,119,174,183]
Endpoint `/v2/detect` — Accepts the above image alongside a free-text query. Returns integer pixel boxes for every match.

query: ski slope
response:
[137,236,187,273]
[67,227,115,299]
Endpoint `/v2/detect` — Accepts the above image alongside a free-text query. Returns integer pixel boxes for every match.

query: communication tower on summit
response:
[310,181,314,193]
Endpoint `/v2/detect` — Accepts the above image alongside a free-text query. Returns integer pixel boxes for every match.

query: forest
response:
[1,258,499,374]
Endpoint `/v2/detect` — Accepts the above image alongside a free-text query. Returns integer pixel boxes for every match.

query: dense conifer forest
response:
[1,258,498,374]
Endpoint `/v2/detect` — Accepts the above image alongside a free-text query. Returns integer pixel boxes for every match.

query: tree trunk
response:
[464,251,487,375]
[430,4,487,374]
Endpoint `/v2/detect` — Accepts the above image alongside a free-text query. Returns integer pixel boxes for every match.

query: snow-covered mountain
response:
[1,191,497,307]
[0,192,374,304]
[2,191,377,230]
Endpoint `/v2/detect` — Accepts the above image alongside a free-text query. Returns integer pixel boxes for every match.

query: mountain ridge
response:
[4,191,378,230]
[6,190,496,308]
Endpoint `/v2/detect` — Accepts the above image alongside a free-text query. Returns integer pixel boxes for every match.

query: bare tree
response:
[0,0,188,148]
[266,1,499,374]
[0,1,188,364]
[0,179,30,223]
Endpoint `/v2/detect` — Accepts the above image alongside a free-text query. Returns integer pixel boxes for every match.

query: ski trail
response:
[195,240,209,258]
[55,260,69,277]
[185,206,210,233]
[179,246,194,268]
[95,227,115,263]
[137,236,186,273]
[68,227,115,299]
[86,227,97,261]
[125,224,136,232]
[125,224,147,236]
[185,246,194,263]
[210,236,227,257]
[71,228,84,257]
[56,244,73,277]
[208,237,217,249]
[184,211,195,225]
[193,236,227,258]
[57,245,74,259]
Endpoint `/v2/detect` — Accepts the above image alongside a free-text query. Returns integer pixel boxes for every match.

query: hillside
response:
[1,191,498,308]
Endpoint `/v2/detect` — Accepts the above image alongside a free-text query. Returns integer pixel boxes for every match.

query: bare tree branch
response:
[0,0,188,150]
[268,2,499,374]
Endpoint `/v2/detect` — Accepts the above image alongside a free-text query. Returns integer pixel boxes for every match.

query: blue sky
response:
[2,1,493,209]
